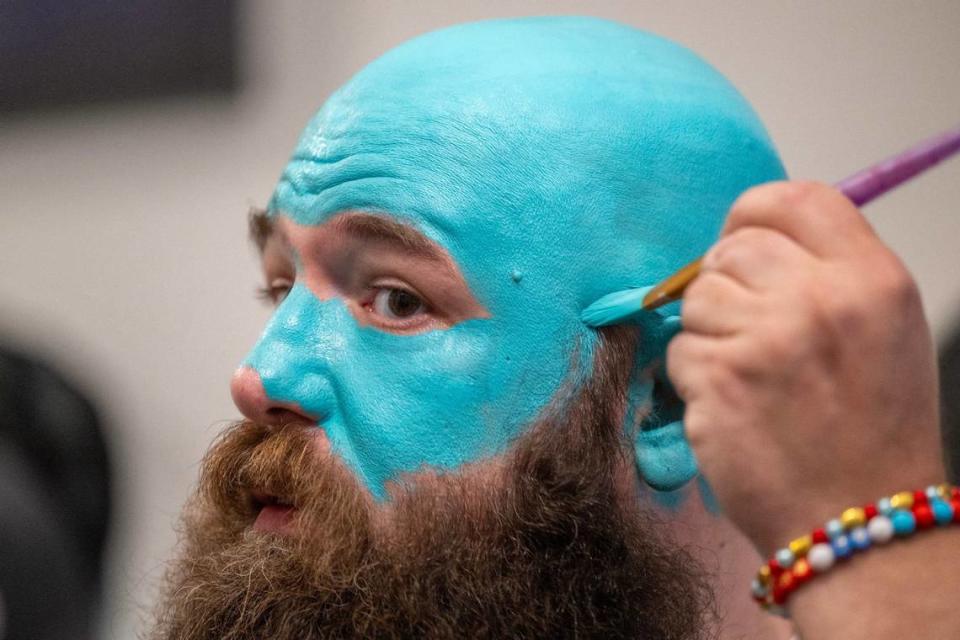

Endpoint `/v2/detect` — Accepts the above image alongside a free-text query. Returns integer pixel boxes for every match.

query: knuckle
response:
[874,256,921,307]
[710,365,747,409]
[679,297,707,330]
[726,181,821,232]
[684,270,725,302]
[682,408,710,448]
[757,331,797,363]
[730,181,785,212]
[814,258,920,336]
[666,336,693,373]
[749,312,815,364]
[773,180,821,209]
[818,295,866,336]
[706,233,754,270]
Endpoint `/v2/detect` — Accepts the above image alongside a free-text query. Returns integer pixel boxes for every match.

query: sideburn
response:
[152,327,714,640]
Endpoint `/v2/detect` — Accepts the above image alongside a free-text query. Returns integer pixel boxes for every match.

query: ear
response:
[629,314,699,492]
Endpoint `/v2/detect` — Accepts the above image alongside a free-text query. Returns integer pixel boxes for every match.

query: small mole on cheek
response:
[510,270,523,284]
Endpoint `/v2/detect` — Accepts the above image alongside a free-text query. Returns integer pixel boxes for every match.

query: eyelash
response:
[360,282,433,329]
[255,278,436,331]
[256,280,293,306]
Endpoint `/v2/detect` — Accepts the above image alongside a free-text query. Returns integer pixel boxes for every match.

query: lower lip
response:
[253,504,298,534]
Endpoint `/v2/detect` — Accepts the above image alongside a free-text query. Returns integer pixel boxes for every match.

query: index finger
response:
[722,181,878,259]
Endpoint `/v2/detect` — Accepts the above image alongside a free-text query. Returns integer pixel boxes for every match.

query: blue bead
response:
[775,548,795,568]
[831,534,853,559]
[891,509,917,536]
[931,498,954,525]
[849,526,871,551]
[877,497,893,516]
[826,519,845,539]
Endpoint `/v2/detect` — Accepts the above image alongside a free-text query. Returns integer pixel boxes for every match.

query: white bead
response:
[807,543,836,572]
[775,548,795,568]
[825,519,844,538]
[867,514,894,544]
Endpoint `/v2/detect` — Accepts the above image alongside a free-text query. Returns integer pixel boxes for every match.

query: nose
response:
[231,365,316,426]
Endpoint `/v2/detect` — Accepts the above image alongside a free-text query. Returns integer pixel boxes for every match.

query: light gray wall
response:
[1,2,957,637]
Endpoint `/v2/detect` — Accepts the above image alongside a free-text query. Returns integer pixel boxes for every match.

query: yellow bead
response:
[841,507,866,529]
[788,535,812,557]
[758,565,771,586]
[937,483,953,499]
[890,491,914,510]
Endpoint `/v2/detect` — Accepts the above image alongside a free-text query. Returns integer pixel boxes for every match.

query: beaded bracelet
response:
[752,483,960,616]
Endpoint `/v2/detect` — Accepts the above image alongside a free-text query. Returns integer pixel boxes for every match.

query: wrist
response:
[790,526,960,639]
[752,484,958,612]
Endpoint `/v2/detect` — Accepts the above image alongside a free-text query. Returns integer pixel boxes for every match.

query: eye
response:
[370,287,426,320]
[256,277,293,306]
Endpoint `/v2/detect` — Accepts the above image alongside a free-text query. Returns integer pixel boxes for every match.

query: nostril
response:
[232,366,316,425]
[265,407,314,425]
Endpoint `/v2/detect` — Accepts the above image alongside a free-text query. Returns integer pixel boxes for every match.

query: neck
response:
[657,482,796,639]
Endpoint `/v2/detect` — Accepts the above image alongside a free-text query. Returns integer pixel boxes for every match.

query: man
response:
[154,17,958,639]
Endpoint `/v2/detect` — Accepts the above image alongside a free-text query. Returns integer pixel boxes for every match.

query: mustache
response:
[196,421,372,546]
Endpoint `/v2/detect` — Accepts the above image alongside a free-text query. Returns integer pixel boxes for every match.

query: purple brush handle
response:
[835,125,960,207]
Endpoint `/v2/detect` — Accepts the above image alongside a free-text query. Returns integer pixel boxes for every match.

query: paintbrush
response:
[582,124,960,327]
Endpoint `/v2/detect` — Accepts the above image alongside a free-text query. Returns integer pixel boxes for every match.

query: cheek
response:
[332,316,590,501]
[335,326,491,492]
[242,283,593,502]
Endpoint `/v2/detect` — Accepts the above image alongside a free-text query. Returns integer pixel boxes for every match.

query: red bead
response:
[768,558,784,577]
[913,490,929,505]
[811,528,829,544]
[772,571,797,605]
[914,504,935,529]
[864,504,878,520]
[792,558,813,584]
[951,498,960,523]
[951,487,960,500]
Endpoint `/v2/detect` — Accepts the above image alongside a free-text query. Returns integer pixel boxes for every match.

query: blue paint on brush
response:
[581,285,685,328]
[580,286,655,327]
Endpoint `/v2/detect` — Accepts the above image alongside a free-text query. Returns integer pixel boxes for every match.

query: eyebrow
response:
[248,208,273,252]
[330,214,445,260]
[248,209,445,261]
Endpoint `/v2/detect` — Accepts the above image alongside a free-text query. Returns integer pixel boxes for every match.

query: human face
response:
[233,16,787,500]
[233,210,516,501]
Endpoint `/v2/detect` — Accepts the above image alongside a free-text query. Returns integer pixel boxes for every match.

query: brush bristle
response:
[580,286,654,327]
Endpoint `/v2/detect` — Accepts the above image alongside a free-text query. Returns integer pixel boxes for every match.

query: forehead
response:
[265,18,785,311]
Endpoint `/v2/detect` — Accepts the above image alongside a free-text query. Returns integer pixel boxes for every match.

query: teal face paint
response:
[247,282,567,498]
[246,17,786,500]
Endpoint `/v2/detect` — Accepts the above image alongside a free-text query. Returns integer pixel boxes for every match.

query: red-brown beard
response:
[151,328,714,639]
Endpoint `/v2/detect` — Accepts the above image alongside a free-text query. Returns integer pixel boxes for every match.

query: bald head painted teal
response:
[248,17,787,500]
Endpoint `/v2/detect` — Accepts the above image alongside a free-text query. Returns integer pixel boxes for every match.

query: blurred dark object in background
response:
[0,0,238,113]
[0,346,112,640]
[942,326,960,483]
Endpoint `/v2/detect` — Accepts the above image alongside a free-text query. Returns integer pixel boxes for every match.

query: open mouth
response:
[250,490,299,534]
